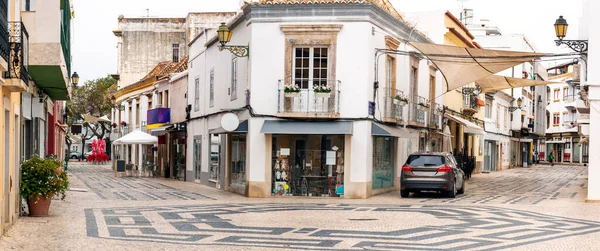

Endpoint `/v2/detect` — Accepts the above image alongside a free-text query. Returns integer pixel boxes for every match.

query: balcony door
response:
[293,47,328,113]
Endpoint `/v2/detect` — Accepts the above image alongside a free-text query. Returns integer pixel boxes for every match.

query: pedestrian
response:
[533,150,539,165]
[548,152,554,166]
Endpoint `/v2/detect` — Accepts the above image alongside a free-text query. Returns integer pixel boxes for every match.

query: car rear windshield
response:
[406,155,445,166]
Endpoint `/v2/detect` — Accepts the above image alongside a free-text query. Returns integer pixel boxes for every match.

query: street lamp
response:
[216,22,249,58]
[111,96,125,111]
[71,72,79,88]
[554,15,588,53]
[508,97,523,112]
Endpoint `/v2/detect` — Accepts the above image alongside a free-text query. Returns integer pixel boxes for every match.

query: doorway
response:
[4,109,10,224]
[483,140,497,172]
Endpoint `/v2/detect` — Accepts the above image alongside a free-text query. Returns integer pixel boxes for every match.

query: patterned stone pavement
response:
[1,163,599,251]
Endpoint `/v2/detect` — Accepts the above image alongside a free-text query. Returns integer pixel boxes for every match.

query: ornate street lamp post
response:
[554,15,588,54]
[216,22,249,57]
[508,97,523,112]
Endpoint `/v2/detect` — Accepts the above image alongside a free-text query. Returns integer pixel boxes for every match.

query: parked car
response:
[69,151,81,159]
[400,152,465,198]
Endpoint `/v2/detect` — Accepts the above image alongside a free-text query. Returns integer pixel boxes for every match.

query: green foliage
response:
[67,75,117,140]
[20,156,70,202]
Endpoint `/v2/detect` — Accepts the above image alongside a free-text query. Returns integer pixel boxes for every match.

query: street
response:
[1,163,599,251]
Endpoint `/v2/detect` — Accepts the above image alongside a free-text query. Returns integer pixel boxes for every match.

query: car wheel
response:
[457,181,465,194]
[445,183,456,198]
[400,190,410,198]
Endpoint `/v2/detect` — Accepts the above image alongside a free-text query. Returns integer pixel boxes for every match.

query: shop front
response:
[168,122,187,181]
[261,121,352,197]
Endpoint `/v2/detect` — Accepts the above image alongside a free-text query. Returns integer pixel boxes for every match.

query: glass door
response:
[194,138,202,181]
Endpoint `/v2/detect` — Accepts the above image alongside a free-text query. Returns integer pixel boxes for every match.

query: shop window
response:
[229,134,246,191]
[372,136,394,190]
[194,137,202,180]
[210,134,220,181]
[271,135,344,197]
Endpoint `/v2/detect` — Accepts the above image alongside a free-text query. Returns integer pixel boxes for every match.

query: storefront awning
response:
[372,122,411,138]
[410,42,547,93]
[209,120,248,134]
[445,114,486,135]
[82,114,111,123]
[260,121,353,135]
[476,75,554,93]
[150,125,174,136]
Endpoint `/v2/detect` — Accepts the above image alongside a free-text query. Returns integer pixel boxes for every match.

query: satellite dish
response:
[221,113,240,132]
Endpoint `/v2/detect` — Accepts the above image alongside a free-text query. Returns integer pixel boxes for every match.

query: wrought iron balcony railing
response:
[0,0,8,62]
[4,21,29,85]
[412,96,429,125]
[278,79,340,117]
[383,88,407,124]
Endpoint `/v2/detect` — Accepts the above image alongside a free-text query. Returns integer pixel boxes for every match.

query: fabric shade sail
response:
[113,129,158,145]
[83,114,111,123]
[409,42,547,93]
[445,114,486,135]
[476,75,555,93]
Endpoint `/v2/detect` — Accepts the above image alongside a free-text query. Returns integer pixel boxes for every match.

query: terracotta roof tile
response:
[141,56,189,81]
[253,0,404,21]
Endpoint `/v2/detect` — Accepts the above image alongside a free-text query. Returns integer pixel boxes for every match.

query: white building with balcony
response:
[544,62,586,164]
[186,0,438,198]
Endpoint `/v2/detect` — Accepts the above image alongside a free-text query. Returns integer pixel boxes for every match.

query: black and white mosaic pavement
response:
[70,165,215,201]
[85,203,600,250]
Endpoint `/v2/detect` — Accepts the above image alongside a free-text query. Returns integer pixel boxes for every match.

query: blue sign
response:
[368,102,375,116]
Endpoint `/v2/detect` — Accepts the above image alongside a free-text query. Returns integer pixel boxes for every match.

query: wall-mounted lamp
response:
[217,23,249,57]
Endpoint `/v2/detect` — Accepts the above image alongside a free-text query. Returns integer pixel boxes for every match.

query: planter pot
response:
[28,195,52,217]
[314,92,331,98]
[393,99,400,105]
[284,92,300,98]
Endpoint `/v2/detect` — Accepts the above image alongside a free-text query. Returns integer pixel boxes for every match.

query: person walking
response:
[533,150,539,165]
[548,151,555,166]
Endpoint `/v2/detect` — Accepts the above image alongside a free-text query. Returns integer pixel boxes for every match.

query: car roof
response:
[409,152,451,156]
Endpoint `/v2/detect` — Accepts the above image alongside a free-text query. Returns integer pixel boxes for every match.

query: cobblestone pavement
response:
[1,163,599,251]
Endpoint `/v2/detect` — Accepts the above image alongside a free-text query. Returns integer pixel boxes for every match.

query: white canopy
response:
[409,42,547,93]
[476,75,555,93]
[83,114,111,123]
[445,114,486,135]
[113,129,158,145]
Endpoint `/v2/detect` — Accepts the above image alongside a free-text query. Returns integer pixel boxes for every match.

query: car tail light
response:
[437,166,452,173]
[401,164,413,172]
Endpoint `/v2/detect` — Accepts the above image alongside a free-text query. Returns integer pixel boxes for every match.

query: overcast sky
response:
[72,0,582,83]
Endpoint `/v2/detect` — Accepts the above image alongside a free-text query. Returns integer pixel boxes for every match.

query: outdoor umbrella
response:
[113,129,158,145]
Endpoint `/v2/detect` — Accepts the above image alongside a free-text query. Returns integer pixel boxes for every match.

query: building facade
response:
[1,0,73,233]
[187,0,440,198]
[545,62,586,164]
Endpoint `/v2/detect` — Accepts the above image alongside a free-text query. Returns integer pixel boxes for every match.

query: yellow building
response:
[441,12,486,173]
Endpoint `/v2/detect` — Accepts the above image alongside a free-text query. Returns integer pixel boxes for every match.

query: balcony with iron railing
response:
[382,88,407,124]
[0,0,8,64]
[462,94,478,117]
[3,21,29,92]
[277,79,341,118]
[410,96,429,126]
[431,103,444,130]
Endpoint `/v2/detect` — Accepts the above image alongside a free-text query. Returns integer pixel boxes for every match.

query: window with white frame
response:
[293,47,328,89]
[209,69,215,107]
[485,98,492,118]
[231,57,238,100]
[23,0,34,11]
[194,78,200,111]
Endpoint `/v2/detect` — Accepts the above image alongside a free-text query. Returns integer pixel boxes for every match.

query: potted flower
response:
[111,122,117,128]
[418,101,430,109]
[120,121,127,127]
[284,84,301,97]
[394,95,408,105]
[436,106,444,114]
[20,156,69,216]
[313,84,332,98]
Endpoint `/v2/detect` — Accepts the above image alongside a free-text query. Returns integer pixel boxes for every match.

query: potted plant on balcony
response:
[418,101,430,110]
[313,84,332,98]
[21,156,69,217]
[284,84,301,98]
[436,106,444,114]
[120,121,127,127]
[111,122,117,128]
[394,95,408,105]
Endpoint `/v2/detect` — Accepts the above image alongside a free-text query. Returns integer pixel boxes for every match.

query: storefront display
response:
[229,134,246,191]
[372,136,395,190]
[271,135,344,197]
